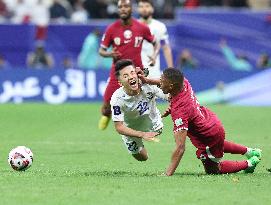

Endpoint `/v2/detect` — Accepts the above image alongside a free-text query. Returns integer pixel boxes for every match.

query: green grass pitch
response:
[0,103,270,205]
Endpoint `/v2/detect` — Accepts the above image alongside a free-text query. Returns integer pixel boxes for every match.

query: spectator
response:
[67,0,77,8]
[32,0,50,41]
[223,0,249,7]
[61,55,74,69]
[248,0,271,9]
[50,0,69,22]
[77,29,111,70]
[183,0,200,9]
[257,53,271,69]
[106,1,118,18]
[71,0,88,23]
[201,0,223,6]
[27,42,54,69]
[10,0,31,24]
[219,39,252,71]
[177,49,198,70]
[0,54,10,69]
[0,0,8,21]
[84,0,108,18]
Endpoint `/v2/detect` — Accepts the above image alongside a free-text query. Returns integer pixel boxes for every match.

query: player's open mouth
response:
[129,80,137,88]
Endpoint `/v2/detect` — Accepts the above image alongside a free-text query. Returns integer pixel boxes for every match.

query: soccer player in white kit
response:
[138,0,173,78]
[110,59,168,161]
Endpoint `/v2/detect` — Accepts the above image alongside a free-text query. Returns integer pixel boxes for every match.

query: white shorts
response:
[121,127,163,154]
[122,136,144,154]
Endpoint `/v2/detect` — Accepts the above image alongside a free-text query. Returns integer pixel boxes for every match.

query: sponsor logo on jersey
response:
[124,40,131,44]
[124,30,132,39]
[175,118,183,127]
[114,37,121,45]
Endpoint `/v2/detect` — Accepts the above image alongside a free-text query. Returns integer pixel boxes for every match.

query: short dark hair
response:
[137,0,154,7]
[163,68,184,88]
[115,59,134,78]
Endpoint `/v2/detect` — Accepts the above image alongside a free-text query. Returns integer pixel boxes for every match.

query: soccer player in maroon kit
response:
[98,0,159,130]
[140,68,262,176]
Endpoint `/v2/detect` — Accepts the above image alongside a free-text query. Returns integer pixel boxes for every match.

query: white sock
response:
[247,159,253,167]
[245,147,252,156]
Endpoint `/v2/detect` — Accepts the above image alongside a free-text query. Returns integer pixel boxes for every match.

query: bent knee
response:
[202,159,220,174]
[133,154,148,161]
[101,103,111,116]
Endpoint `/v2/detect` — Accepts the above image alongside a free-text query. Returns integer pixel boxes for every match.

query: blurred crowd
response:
[1,0,271,25]
[180,0,271,8]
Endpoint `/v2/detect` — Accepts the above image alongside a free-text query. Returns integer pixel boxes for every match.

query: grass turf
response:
[0,103,270,205]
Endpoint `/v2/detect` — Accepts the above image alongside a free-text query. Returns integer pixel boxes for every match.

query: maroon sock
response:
[219,160,248,174]
[224,140,247,155]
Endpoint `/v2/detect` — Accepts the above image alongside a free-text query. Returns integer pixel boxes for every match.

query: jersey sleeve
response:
[152,85,169,101]
[100,26,112,49]
[143,25,155,43]
[160,23,169,46]
[110,94,124,122]
[171,107,189,133]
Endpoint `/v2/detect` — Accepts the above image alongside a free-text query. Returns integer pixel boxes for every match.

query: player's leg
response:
[132,148,148,161]
[98,78,120,130]
[99,102,111,130]
[223,140,247,154]
[214,126,261,173]
[196,127,259,174]
[198,146,257,174]
[122,136,148,162]
[224,140,262,159]
[219,156,260,174]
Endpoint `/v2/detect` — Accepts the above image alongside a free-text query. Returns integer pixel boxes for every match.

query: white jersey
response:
[110,84,168,132]
[140,19,170,79]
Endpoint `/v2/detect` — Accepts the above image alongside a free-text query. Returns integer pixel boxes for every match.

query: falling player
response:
[98,0,160,130]
[139,68,262,175]
[110,59,168,161]
[137,0,173,78]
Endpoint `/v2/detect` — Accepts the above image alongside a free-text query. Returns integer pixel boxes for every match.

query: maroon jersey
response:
[170,78,223,148]
[100,18,155,68]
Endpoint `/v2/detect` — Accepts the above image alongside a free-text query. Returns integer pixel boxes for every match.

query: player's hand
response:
[110,47,121,60]
[138,73,148,84]
[135,67,144,75]
[161,107,171,118]
[157,172,167,177]
[148,55,156,66]
[141,132,159,142]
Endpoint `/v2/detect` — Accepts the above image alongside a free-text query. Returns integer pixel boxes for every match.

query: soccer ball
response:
[8,146,33,171]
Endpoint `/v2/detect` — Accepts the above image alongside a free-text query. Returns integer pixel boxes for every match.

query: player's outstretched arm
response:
[166,130,187,176]
[161,106,171,118]
[138,73,160,86]
[114,121,159,141]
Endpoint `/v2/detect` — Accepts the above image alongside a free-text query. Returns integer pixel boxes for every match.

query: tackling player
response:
[98,0,160,130]
[139,68,262,175]
[110,59,168,161]
[137,0,173,78]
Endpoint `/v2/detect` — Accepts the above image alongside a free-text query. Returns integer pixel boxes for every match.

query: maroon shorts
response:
[190,126,225,163]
